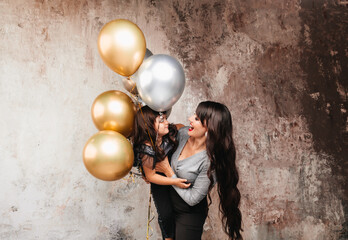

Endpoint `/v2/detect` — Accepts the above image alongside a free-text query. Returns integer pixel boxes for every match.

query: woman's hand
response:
[174,178,191,189]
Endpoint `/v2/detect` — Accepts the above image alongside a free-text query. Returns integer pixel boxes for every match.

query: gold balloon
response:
[98,19,146,77]
[83,130,134,181]
[91,90,136,137]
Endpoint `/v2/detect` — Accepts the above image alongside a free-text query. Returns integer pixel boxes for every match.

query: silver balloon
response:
[122,49,153,96]
[136,54,186,111]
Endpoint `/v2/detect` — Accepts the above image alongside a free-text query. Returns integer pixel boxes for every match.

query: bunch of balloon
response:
[91,18,186,239]
[82,90,136,181]
[84,18,186,182]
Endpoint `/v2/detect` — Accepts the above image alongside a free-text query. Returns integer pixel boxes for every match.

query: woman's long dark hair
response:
[131,105,177,166]
[196,101,242,240]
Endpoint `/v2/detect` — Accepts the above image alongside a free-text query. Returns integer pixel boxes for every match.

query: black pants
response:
[151,179,175,239]
[170,187,208,240]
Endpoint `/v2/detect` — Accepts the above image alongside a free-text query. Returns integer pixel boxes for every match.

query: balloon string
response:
[130,80,137,95]
[124,77,138,104]
[129,171,135,183]
[126,76,137,95]
[146,188,152,240]
[120,172,135,183]
[123,173,154,239]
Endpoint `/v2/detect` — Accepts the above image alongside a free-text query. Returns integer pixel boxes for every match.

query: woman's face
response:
[154,114,169,137]
[188,113,207,138]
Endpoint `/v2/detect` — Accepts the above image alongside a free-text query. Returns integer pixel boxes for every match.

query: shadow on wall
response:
[299,1,348,239]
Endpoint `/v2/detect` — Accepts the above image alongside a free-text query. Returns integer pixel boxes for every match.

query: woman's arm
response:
[171,163,210,206]
[156,160,211,206]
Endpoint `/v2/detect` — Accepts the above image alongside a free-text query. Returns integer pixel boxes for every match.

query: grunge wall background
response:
[0,0,346,239]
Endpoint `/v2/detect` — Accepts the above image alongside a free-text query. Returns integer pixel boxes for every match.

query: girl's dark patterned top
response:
[133,138,174,171]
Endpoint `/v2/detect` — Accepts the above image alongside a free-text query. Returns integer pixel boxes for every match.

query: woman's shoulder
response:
[175,126,189,142]
[178,125,189,135]
[196,151,210,166]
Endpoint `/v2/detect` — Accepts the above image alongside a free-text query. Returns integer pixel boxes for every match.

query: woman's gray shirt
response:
[171,126,212,206]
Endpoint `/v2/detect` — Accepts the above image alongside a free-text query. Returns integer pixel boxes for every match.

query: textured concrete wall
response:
[0,0,346,239]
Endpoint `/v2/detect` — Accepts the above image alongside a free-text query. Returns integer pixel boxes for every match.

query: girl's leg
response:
[151,183,175,240]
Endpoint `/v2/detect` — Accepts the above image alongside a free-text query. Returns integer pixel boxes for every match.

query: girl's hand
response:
[174,178,191,189]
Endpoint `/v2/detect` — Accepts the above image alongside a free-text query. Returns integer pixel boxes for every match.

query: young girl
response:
[132,106,190,240]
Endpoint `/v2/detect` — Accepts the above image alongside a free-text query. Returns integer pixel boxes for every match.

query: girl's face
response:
[188,113,207,138]
[154,114,169,137]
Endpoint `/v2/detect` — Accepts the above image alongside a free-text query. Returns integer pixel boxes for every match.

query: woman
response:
[132,106,190,240]
[156,101,243,240]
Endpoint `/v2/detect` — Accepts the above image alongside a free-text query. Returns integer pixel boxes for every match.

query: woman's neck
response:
[187,136,206,152]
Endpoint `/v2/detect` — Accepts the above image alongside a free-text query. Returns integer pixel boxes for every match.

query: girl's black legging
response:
[151,178,175,239]
[170,187,208,240]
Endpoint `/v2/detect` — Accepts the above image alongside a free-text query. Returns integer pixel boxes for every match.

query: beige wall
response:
[0,0,346,239]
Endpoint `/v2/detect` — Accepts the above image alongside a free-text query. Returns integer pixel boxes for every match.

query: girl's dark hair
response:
[132,105,178,166]
[196,101,243,240]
